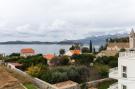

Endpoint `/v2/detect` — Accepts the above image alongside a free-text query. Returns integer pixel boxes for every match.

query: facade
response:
[108,51,135,89]
[108,29,135,89]
[107,43,129,51]
[65,50,81,56]
[20,48,35,57]
[43,54,55,65]
[107,28,135,51]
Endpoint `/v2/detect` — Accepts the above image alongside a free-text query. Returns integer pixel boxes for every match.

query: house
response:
[108,29,135,89]
[107,28,135,51]
[65,50,81,56]
[53,80,80,89]
[107,43,129,51]
[20,48,35,57]
[43,54,55,65]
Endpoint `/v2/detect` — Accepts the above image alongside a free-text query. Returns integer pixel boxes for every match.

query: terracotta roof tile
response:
[21,48,35,54]
[43,54,55,60]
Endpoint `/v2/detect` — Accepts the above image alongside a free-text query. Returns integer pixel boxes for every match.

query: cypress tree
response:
[89,40,92,53]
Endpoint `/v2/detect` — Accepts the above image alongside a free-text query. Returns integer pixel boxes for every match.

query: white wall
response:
[118,56,135,89]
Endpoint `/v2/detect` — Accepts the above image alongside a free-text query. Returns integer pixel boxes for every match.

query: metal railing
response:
[119,51,135,57]
[109,67,118,73]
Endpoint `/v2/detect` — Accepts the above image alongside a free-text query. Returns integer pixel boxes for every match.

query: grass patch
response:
[23,83,38,89]
[97,80,117,89]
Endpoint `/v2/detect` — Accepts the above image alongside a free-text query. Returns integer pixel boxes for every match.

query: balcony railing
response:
[108,82,118,89]
[119,51,135,57]
[109,67,118,79]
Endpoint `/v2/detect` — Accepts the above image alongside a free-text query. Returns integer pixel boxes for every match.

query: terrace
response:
[109,67,118,80]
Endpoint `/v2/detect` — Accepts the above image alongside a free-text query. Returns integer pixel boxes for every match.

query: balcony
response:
[108,82,118,89]
[109,67,118,79]
[119,51,135,57]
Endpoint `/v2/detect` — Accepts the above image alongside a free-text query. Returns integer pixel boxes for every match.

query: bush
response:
[18,54,47,70]
[59,56,69,65]
[40,66,90,84]
[71,54,95,65]
[94,64,109,78]
[81,47,90,53]
[95,56,118,68]
[26,64,46,77]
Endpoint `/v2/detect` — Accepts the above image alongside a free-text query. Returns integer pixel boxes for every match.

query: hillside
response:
[0,66,24,89]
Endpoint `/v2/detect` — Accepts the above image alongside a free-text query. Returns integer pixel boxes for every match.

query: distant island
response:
[0,33,128,45]
[0,41,75,45]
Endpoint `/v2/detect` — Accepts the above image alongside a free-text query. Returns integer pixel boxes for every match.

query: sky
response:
[0,0,135,42]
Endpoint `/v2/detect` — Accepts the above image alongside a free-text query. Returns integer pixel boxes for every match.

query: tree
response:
[93,47,96,54]
[59,56,69,65]
[59,49,65,56]
[71,54,95,65]
[69,43,81,50]
[98,45,104,52]
[9,53,20,57]
[81,47,89,53]
[89,40,93,53]
[69,45,75,50]
[26,64,46,77]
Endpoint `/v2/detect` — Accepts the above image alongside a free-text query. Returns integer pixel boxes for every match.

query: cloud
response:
[0,0,134,41]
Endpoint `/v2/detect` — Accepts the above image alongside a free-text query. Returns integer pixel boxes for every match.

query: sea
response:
[0,44,99,55]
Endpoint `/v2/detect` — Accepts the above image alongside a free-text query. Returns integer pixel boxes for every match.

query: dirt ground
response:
[0,67,24,89]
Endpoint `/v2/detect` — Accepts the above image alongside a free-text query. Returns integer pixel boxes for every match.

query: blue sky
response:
[0,0,134,41]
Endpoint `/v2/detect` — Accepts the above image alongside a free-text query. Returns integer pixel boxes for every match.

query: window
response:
[123,66,126,72]
[122,66,127,78]
[122,85,127,89]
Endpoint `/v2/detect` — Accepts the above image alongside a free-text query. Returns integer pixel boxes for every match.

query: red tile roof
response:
[43,54,55,60]
[21,48,35,54]
[70,50,81,55]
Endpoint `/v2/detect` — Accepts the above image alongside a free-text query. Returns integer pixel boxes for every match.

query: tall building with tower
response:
[108,28,135,89]
[129,28,135,49]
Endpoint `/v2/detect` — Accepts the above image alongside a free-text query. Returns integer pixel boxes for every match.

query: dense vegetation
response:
[4,42,119,85]
[27,65,90,84]
[107,37,129,43]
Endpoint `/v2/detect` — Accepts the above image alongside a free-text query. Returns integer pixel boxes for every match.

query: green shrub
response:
[94,64,109,78]
[40,66,90,84]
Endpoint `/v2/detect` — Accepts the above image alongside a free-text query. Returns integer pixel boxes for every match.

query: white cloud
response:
[0,0,134,41]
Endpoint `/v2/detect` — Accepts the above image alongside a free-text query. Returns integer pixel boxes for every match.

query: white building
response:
[108,29,135,89]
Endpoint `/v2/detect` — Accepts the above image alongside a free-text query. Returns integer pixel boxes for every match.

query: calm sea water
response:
[0,44,99,55]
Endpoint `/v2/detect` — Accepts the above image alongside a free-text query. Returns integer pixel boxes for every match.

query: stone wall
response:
[86,78,114,88]
[6,64,59,89]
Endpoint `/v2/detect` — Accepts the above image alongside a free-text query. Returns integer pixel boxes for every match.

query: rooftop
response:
[43,54,55,60]
[21,48,35,54]
[119,51,135,57]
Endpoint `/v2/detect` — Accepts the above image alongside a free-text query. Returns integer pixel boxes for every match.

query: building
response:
[107,43,129,51]
[108,29,135,89]
[107,28,135,51]
[20,48,35,57]
[65,50,81,56]
[43,54,55,65]
[129,28,135,49]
